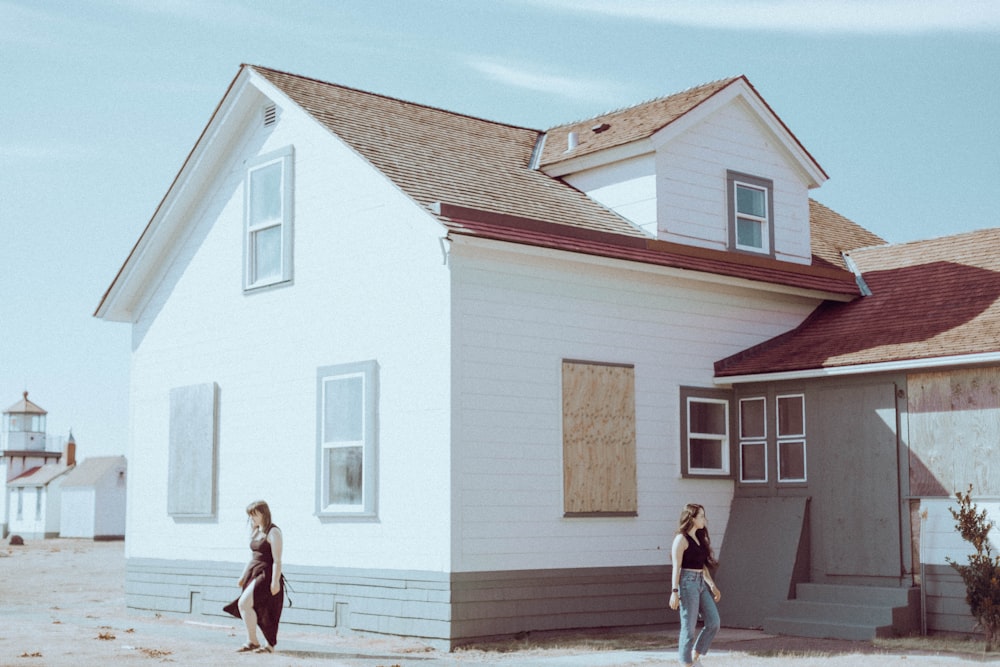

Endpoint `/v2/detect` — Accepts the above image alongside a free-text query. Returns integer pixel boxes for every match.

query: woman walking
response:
[224,500,285,653]
[669,503,721,667]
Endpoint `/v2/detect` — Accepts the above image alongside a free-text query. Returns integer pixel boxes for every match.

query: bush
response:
[948,484,1000,651]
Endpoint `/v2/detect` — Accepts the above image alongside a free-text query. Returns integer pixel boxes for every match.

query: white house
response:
[7,463,72,539]
[99,64,976,648]
[60,455,127,540]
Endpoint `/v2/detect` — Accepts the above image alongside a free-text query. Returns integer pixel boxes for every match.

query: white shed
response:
[59,456,127,540]
[7,463,72,539]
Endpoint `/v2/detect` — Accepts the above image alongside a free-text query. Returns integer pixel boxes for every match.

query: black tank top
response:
[680,529,710,570]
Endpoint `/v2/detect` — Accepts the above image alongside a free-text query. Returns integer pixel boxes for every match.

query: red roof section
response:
[715,227,1000,377]
[439,204,859,296]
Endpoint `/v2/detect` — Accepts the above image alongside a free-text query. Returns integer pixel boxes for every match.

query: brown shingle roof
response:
[252,66,869,295]
[537,77,741,168]
[253,66,645,238]
[715,227,1000,377]
[808,199,886,269]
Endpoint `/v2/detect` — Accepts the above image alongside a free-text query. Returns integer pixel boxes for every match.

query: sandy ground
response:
[0,538,996,667]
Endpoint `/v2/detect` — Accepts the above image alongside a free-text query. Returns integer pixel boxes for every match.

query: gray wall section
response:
[126,558,673,649]
[714,496,809,628]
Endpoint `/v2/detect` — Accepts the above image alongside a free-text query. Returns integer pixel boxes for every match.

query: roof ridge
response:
[245,64,542,134]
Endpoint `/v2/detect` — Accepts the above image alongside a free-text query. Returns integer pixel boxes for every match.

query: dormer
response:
[535,76,827,267]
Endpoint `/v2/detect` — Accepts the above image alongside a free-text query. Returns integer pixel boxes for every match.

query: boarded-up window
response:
[168,382,219,518]
[562,360,637,516]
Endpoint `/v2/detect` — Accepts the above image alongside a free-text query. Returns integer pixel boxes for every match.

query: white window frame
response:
[727,171,774,256]
[316,360,378,519]
[684,395,731,476]
[776,393,807,483]
[738,397,768,483]
[244,146,294,290]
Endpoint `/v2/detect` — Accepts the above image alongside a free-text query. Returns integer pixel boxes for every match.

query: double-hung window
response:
[244,146,294,290]
[777,394,807,482]
[739,397,767,483]
[681,388,732,477]
[727,171,773,255]
[317,361,378,518]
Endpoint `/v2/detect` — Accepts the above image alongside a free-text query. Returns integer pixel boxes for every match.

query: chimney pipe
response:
[65,432,76,467]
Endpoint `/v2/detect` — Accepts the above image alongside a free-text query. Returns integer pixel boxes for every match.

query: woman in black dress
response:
[224,500,284,653]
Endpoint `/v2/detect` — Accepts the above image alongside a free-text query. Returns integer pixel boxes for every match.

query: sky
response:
[1,0,998,459]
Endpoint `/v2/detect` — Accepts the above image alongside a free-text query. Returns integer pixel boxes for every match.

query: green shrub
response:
[947,484,1000,652]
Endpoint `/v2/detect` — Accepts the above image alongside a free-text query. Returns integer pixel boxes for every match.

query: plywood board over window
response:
[562,360,637,516]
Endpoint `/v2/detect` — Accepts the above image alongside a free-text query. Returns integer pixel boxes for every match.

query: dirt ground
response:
[0,538,995,667]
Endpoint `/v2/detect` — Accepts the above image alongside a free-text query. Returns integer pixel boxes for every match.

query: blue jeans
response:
[677,568,720,665]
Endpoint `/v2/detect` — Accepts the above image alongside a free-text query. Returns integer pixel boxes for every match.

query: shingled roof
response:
[254,66,644,238]
[536,77,742,168]
[252,66,871,296]
[715,227,1000,378]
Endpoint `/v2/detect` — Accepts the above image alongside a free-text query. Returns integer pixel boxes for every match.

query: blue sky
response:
[1,0,998,458]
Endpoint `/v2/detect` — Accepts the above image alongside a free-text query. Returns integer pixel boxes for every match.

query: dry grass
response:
[456,629,671,655]
[875,634,991,656]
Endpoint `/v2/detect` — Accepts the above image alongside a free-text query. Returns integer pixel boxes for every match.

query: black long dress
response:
[224,525,284,647]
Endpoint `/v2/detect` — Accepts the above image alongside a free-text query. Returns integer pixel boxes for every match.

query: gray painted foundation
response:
[126,558,673,650]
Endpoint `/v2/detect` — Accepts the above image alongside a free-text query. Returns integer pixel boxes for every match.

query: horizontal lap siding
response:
[923,564,977,635]
[450,241,821,573]
[657,101,811,263]
[126,102,453,572]
[127,557,671,648]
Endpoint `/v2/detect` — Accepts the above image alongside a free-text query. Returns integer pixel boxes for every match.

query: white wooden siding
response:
[655,99,812,264]
[448,240,821,572]
[563,155,656,236]
[125,99,454,572]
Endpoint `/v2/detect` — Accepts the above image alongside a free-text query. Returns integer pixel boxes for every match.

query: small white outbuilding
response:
[7,464,72,539]
[59,456,127,540]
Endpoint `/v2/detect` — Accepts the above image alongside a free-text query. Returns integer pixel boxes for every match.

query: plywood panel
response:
[562,361,637,515]
[908,368,1000,497]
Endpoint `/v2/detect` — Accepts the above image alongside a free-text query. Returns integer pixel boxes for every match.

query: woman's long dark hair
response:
[676,503,718,569]
[246,499,273,534]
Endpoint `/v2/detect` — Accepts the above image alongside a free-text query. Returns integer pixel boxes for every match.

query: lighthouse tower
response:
[2,392,62,537]
[4,391,48,451]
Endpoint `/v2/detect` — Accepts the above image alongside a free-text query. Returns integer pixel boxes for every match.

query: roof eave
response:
[713,351,1000,386]
[649,77,827,188]
[95,65,269,323]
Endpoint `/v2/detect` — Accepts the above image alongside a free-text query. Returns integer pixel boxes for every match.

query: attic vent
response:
[591,123,610,134]
[263,104,277,127]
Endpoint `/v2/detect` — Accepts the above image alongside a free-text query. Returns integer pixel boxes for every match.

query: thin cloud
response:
[0,141,92,163]
[467,58,626,104]
[527,0,1000,33]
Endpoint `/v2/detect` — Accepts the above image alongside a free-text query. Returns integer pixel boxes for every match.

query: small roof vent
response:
[565,131,578,153]
[591,123,610,134]
[263,104,277,127]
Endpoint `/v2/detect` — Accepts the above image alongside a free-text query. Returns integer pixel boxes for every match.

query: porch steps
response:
[764,584,920,641]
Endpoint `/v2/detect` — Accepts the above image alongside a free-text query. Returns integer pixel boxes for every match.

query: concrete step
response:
[770,599,895,626]
[764,615,891,641]
[795,583,917,607]
[763,585,920,641]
